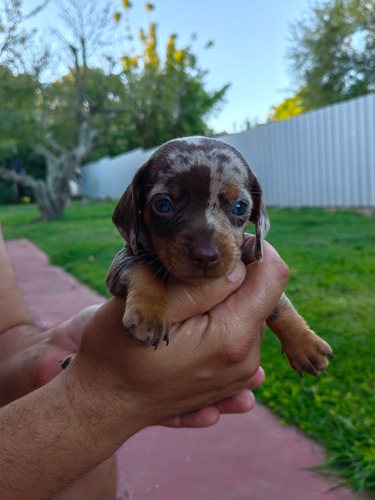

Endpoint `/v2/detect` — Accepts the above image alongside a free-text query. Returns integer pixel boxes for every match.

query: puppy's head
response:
[113,136,269,281]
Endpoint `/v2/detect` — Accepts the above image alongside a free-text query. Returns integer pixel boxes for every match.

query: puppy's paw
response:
[122,306,169,348]
[281,330,334,377]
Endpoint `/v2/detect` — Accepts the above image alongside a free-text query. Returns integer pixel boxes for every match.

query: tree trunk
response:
[33,180,68,221]
[0,118,99,221]
[0,167,67,221]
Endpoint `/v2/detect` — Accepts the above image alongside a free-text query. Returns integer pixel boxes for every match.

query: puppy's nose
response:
[189,245,220,271]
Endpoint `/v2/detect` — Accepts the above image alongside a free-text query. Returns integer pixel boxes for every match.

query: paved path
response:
[7,238,361,500]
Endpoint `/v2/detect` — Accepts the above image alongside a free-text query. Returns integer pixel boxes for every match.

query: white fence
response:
[81,93,375,207]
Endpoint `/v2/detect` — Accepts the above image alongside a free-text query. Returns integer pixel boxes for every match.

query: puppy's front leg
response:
[106,247,169,347]
[123,265,169,347]
[266,294,333,376]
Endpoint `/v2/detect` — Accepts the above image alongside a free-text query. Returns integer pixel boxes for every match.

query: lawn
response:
[2,201,375,495]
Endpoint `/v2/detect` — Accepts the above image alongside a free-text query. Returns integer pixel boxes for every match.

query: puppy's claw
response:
[153,325,170,350]
[123,311,141,334]
[122,306,170,348]
[281,329,333,377]
[145,331,154,346]
[151,328,169,351]
[153,326,163,350]
[163,330,170,346]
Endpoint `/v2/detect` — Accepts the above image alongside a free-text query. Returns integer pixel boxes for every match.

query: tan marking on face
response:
[143,206,151,229]
[225,184,240,201]
[170,184,182,200]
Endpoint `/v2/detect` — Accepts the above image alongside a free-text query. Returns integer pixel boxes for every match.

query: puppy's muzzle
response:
[189,244,221,272]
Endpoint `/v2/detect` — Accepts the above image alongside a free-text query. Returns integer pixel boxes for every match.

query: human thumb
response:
[167,261,247,324]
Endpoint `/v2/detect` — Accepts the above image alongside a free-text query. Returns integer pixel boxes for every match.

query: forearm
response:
[0,324,47,406]
[0,225,47,405]
[0,224,35,332]
[0,369,139,499]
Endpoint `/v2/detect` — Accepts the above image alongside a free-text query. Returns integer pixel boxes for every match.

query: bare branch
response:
[0,167,39,189]
[45,135,67,155]
[34,143,56,163]
[25,0,50,21]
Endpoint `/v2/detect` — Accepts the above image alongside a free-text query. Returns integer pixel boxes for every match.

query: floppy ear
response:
[112,161,150,255]
[248,174,270,261]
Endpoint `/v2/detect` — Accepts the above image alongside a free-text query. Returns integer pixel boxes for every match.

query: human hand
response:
[0,305,101,406]
[69,238,289,440]
[162,366,265,428]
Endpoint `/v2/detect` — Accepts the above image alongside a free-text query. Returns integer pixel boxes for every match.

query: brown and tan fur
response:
[106,136,333,376]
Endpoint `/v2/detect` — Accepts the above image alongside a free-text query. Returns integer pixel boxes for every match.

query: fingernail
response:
[227,262,246,282]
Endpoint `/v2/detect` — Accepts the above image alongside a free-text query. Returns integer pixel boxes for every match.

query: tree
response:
[116,4,229,149]
[268,92,304,121]
[0,0,125,220]
[0,0,229,219]
[0,0,48,71]
[288,0,375,110]
[0,66,40,148]
[41,68,134,161]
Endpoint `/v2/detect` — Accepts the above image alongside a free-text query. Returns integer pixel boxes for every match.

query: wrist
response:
[62,356,148,448]
[0,365,135,497]
[0,323,45,406]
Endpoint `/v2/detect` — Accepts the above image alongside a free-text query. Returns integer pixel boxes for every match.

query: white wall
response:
[81,93,375,207]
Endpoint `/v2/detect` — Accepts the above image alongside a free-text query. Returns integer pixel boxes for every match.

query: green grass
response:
[1,201,121,296]
[2,202,375,495]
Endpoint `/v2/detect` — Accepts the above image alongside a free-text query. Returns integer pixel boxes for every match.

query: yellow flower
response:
[174,49,185,65]
[121,55,139,70]
[21,196,31,203]
[113,11,121,22]
[122,0,132,9]
[145,3,155,11]
[139,28,147,44]
[130,55,139,66]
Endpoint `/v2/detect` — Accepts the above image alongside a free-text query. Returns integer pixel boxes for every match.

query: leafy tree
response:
[0,64,42,204]
[0,66,40,150]
[0,0,48,72]
[288,0,375,110]
[0,0,229,219]
[268,92,304,121]
[41,68,135,161]
[0,0,126,220]
[116,4,229,149]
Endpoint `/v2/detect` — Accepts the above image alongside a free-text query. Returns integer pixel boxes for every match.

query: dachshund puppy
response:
[107,136,333,376]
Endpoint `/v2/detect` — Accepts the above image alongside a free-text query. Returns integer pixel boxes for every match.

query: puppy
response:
[106,136,333,376]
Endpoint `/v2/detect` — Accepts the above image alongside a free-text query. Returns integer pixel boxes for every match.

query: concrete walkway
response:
[7,238,361,500]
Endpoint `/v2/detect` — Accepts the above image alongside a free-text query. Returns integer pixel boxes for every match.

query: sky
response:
[27,0,311,133]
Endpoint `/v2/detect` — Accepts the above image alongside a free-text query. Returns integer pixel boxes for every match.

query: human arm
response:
[0,224,101,405]
[0,226,258,418]
[0,227,119,499]
[0,222,35,332]
[0,225,260,419]
[0,226,253,413]
[0,238,289,498]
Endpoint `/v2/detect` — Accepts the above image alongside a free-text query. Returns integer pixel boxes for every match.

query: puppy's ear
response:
[112,161,150,255]
[249,174,270,260]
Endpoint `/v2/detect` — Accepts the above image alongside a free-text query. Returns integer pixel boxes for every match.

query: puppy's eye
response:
[153,198,173,214]
[232,201,248,216]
